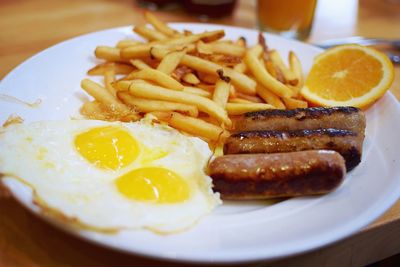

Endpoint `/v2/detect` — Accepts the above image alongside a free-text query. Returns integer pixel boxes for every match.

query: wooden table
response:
[0,0,399,266]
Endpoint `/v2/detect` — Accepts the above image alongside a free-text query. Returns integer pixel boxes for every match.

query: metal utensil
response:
[315,36,400,64]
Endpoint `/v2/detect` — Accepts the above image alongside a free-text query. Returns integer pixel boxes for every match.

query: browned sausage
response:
[224,128,362,171]
[233,107,366,136]
[209,150,346,200]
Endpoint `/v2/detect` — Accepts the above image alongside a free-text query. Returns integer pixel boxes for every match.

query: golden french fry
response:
[88,62,134,75]
[197,41,246,57]
[95,46,123,62]
[104,69,116,96]
[182,73,200,85]
[233,62,247,73]
[120,80,231,126]
[116,39,143,49]
[121,42,195,59]
[196,41,212,54]
[151,111,228,141]
[121,44,157,59]
[235,92,264,103]
[157,50,186,74]
[289,51,304,88]
[269,50,298,84]
[244,45,294,98]
[118,92,198,117]
[213,80,230,108]
[133,25,167,41]
[282,97,308,109]
[125,68,184,91]
[229,98,252,104]
[182,86,211,97]
[256,85,285,109]
[151,48,256,95]
[144,11,179,37]
[129,59,151,70]
[81,79,138,118]
[158,30,225,46]
[225,103,274,115]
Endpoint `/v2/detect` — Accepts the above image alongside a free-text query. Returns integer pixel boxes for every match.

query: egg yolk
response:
[75,126,139,170]
[115,167,190,203]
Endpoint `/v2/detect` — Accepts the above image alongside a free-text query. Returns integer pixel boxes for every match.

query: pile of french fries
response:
[81,12,307,143]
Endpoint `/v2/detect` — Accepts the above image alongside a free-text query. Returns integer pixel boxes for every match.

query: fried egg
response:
[0,117,221,233]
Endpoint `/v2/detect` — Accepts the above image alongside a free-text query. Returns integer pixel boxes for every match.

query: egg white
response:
[0,118,221,233]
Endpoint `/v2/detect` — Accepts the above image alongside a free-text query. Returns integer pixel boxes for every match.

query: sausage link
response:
[209,150,346,200]
[224,128,362,171]
[233,107,366,136]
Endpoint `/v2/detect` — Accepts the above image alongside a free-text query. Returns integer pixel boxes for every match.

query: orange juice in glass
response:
[257,0,317,40]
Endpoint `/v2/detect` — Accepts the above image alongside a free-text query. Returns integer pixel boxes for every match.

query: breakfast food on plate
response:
[0,118,221,233]
[232,106,366,133]
[2,13,387,236]
[208,150,346,200]
[301,44,394,109]
[224,128,363,171]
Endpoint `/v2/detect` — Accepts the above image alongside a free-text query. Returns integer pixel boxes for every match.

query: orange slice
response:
[301,44,394,108]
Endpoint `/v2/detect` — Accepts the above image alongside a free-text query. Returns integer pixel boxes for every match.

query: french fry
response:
[151,111,228,141]
[182,86,211,97]
[121,44,160,59]
[129,59,151,70]
[225,103,274,115]
[233,62,247,73]
[157,49,186,74]
[256,85,285,109]
[235,92,264,103]
[81,79,138,118]
[125,68,184,90]
[104,68,116,96]
[118,92,199,117]
[229,98,252,104]
[289,51,304,88]
[133,25,168,41]
[282,97,308,109]
[162,30,225,46]
[269,49,298,85]
[88,62,134,75]
[119,80,231,126]
[197,41,246,57]
[95,46,123,62]
[182,73,200,85]
[213,80,230,108]
[144,11,179,37]
[116,39,143,49]
[244,45,294,98]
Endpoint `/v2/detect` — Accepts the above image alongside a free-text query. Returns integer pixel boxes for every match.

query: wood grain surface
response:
[0,0,399,266]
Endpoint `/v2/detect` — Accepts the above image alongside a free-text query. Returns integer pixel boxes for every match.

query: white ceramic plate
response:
[1,24,400,264]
